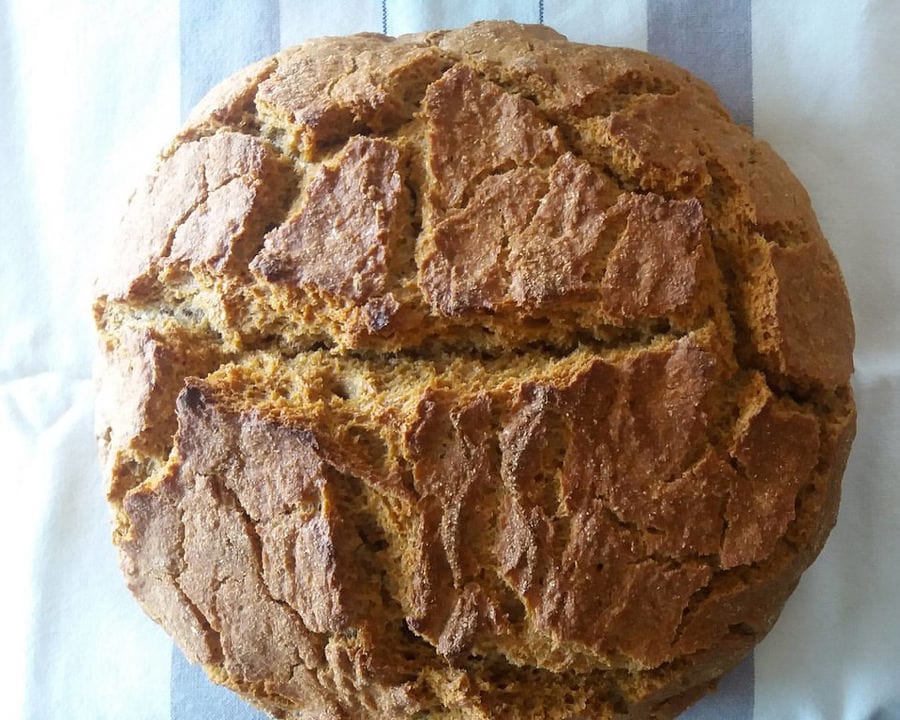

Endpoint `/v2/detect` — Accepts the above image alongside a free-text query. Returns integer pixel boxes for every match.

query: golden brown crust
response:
[598,194,710,322]
[253,136,408,303]
[95,20,856,720]
[98,131,295,300]
[423,64,564,212]
[256,35,450,158]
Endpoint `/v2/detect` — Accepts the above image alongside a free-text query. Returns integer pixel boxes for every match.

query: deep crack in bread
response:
[94,21,856,719]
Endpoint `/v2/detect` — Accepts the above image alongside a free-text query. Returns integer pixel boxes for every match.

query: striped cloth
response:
[3,2,899,719]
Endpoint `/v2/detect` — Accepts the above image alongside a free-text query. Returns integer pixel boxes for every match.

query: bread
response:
[94,21,856,719]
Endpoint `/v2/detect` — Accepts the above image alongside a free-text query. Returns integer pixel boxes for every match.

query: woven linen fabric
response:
[2,1,898,719]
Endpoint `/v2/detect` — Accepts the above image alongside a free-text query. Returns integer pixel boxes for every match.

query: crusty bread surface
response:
[94,21,856,720]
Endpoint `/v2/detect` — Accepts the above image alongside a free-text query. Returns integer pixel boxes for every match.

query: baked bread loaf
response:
[94,21,856,719]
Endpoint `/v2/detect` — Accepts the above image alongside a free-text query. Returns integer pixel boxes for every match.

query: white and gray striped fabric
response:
[3,1,899,719]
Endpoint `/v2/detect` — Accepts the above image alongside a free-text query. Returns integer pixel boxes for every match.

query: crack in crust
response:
[96,20,856,720]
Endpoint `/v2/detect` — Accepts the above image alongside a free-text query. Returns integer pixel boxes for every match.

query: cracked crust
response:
[95,21,856,720]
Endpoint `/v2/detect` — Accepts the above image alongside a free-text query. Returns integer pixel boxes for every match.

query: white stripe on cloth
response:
[752,1,900,716]
[279,0,381,47]
[5,0,181,718]
[544,0,648,51]
[384,0,539,37]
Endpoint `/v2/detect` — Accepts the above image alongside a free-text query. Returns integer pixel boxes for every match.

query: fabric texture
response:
[1,1,898,719]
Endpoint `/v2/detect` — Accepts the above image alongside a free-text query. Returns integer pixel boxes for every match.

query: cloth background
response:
[1,1,898,718]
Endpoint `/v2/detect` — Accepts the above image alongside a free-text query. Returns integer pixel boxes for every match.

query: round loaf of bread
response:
[95,21,856,720]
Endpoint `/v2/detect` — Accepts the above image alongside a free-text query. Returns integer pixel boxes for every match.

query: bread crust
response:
[95,21,856,719]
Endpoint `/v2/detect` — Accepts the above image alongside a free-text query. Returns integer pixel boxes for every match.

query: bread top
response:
[97,21,853,389]
[95,21,856,719]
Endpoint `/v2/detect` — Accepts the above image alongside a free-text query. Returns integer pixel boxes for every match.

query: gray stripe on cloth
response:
[648,0,753,128]
[179,0,280,120]
[678,653,754,719]
[171,647,269,720]
[648,1,754,718]
[869,703,900,720]
[174,1,280,715]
